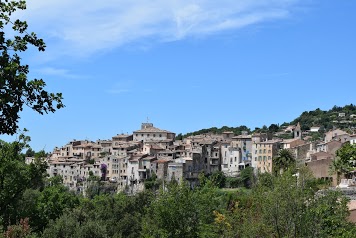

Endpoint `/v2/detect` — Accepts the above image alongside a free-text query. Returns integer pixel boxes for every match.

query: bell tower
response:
[294,122,301,139]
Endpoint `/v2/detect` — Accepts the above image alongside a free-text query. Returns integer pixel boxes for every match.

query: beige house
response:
[306,151,336,186]
[151,158,172,180]
[280,138,305,149]
[221,140,241,177]
[167,163,184,183]
[316,140,342,156]
[143,142,165,155]
[133,123,175,142]
[112,142,139,156]
[252,140,280,173]
[324,129,349,142]
[112,134,133,142]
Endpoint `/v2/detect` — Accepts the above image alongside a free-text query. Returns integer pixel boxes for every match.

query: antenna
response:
[146,117,149,123]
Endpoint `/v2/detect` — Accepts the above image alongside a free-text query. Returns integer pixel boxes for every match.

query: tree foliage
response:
[0,0,64,135]
[289,104,356,132]
[218,168,355,238]
[142,182,222,238]
[330,142,356,183]
[273,149,296,175]
[0,136,34,229]
[182,125,251,138]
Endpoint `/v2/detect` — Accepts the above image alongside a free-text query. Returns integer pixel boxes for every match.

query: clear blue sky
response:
[1,0,355,152]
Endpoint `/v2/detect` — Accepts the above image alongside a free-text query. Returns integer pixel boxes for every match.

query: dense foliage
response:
[1,141,356,238]
[290,104,356,131]
[177,104,356,138]
[0,0,64,135]
[181,125,251,138]
[330,142,356,184]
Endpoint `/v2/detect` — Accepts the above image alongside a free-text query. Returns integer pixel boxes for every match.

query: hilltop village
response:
[27,119,356,194]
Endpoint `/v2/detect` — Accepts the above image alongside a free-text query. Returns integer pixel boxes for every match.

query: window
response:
[258,156,262,161]
[263,149,266,153]
[263,156,266,161]
[259,149,262,153]
[255,157,257,161]
[159,134,162,137]
[268,156,271,160]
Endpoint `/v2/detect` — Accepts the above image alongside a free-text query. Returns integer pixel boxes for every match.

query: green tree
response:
[268,124,279,133]
[220,168,356,237]
[34,150,47,159]
[0,0,64,135]
[0,138,31,229]
[142,182,221,238]
[209,171,226,188]
[273,149,296,175]
[330,142,356,183]
[240,167,255,189]
[329,158,350,185]
[41,213,79,238]
[24,148,35,157]
[28,157,48,190]
[17,189,42,233]
[175,133,183,140]
[36,185,80,231]
[0,132,47,231]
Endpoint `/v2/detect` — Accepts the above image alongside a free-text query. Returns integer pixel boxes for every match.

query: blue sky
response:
[1,0,356,152]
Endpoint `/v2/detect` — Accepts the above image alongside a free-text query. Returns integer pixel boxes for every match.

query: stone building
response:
[306,151,337,186]
[252,140,280,173]
[133,123,175,142]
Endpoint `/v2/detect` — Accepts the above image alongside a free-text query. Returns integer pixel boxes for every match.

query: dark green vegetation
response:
[1,1,356,237]
[1,137,356,237]
[178,125,251,139]
[179,104,356,138]
[0,0,64,135]
[289,104,356,132]
[273,148,296,176]
[330,142,356,184]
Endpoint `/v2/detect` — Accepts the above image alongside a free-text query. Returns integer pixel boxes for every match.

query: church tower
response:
[294,122,301,139]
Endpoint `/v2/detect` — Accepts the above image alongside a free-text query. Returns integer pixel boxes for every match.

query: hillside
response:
[180,104,356,138]
[178,125,251,139]
[288,104,356,131]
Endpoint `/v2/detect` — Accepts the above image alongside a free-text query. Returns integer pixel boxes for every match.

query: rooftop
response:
[134,126,174,134]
